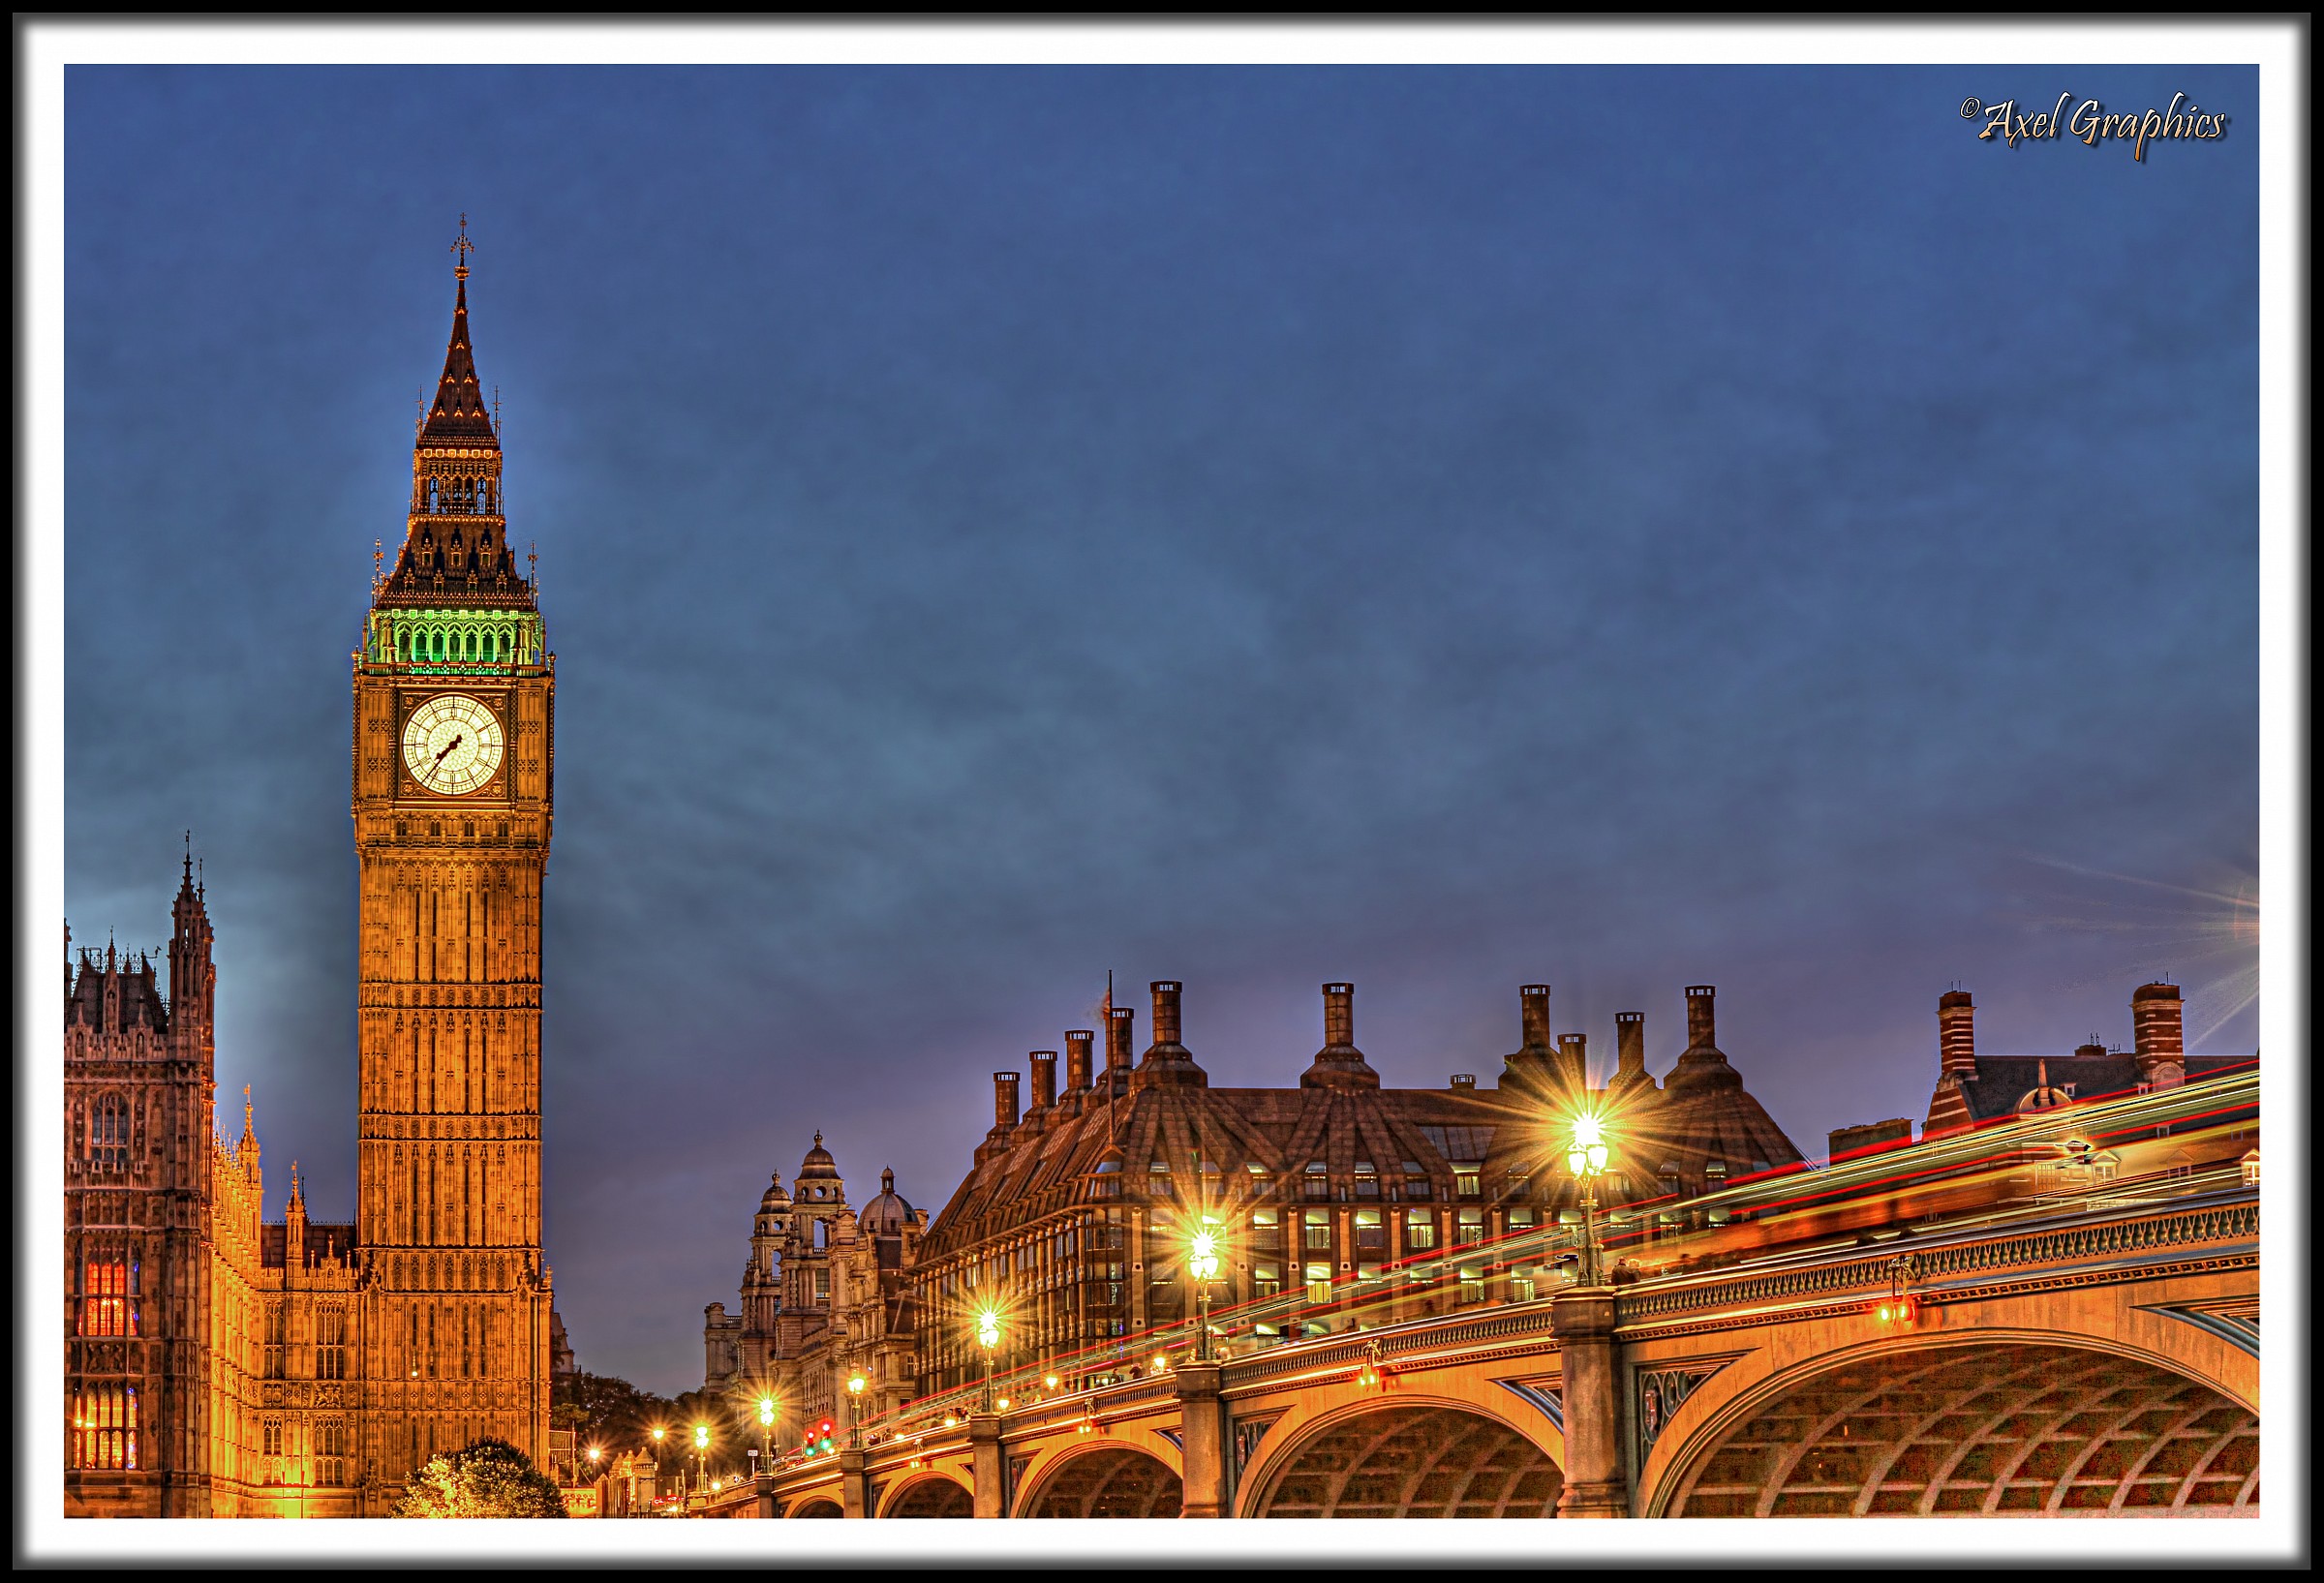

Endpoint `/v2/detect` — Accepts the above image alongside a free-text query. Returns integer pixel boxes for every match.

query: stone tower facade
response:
[63,858,218,1516]
[351,228,556,1501]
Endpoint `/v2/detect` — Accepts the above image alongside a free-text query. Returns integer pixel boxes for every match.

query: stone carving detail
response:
[1231,1414,1281,1476]
[1636,1363,1722,1456]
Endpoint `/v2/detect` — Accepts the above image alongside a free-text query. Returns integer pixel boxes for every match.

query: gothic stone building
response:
[704,1140,929,1447]
[65,241,559,1517]
[858,976,1802,1395]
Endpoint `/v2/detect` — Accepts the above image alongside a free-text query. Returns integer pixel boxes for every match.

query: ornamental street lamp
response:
[692,1422,709,1502]
[1565,1112,1612,1289]
[1187,1215,1223,1361]
[757,1395,776,1468]
[846,1369,867,1447]
[974,1308,1001,1412]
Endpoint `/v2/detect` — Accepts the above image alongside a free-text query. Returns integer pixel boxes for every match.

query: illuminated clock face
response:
[401,693,505,797]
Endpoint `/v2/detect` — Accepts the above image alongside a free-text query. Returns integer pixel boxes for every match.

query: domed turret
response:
[794,1131,846,1202]
[860,1167,916,1235]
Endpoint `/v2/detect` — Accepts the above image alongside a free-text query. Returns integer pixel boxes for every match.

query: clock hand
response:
[433,734,464,767]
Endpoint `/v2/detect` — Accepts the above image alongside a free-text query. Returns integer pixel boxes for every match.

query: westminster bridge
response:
[706,1068,2260,1521]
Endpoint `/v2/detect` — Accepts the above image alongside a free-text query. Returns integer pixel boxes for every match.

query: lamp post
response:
[1187,1215,1222,1361]
[846,1369,867,1448]
[1565,1113,1611,1289]
[974,1308,1000,1412]
[692,1422,709,1506]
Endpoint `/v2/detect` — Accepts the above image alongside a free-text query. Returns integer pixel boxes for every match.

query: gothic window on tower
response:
[80,1249,137,1337]
[318,1305,348,1381]
[264,1306,287,1380]
[317,1420,348,1487]
[89,1095,130,1174]
[72,1385,138,1471]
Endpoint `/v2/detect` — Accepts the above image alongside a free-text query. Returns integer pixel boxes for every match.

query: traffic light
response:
[816,1417,835,1453]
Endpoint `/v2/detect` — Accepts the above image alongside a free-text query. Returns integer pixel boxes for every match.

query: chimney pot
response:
[993,1072,1021,1131]
[1938,989,1976,1078]
[1150,981,1182,1047]
[1064,1030,1094,1093]
[1323,982,1355,1048]
[1520,985,1552,1051]
[1557,1031,1588,1090]
[1614,1012,1645,1075]
[1106,1007,1136,1096]
[1684,985,1717,1051]
[2131,982,2185,1072]
[1029,1051,1058,1111]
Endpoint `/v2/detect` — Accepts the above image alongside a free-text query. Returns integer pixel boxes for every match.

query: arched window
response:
[79,1245,137,1336]
[427,479,440,512]
[90,1096,128,1173]
[70,1385,138,1471]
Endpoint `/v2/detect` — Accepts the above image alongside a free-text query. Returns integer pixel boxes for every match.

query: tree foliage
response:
[669,1387,756,1477]
[391,1436,568,1519]
[553,1369,675,1457]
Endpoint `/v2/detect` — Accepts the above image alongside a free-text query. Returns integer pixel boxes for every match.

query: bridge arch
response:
[879,1471,975,1518]
[1017,1443,1184,1518]
[1239,1396,1565,1519]
[787,1497,843,1518]
[1647,1336,2259,1518]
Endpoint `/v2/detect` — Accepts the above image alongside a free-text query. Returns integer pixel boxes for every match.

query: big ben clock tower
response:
[352,225,554,1503]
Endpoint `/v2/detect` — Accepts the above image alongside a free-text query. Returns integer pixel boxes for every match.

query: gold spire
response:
[451,212,474,281]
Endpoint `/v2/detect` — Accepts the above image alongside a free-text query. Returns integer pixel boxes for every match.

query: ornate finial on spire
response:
[184,831,194,885]
[374,538,385,591]
[528,540,537,593]
[452,213,474,280]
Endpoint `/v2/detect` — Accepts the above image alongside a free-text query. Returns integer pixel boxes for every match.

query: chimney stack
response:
[1151,981,1182,1047]
[1029,1050,1058,1111]
[1107,1006,1136,1093]
[1302,981,1381,1089]
[2131,983,2185,1074]
[993,1072,1021,1132]
[1136,981,1209,1088]
[1520,985,1552,1051]
[1615,1012,1645,1080]
[1938,989,1976,1079]
[1064,1030,1094,1093]
[1324,982,1355,1048]
[1557,1031,1589,1092]
[1685,985,1717,1052]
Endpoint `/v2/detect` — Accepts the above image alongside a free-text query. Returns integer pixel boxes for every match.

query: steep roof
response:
[419,270,499,446]
[920,1081,1520,1261]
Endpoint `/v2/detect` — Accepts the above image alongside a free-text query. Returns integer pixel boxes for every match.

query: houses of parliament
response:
[63,236,559,1518]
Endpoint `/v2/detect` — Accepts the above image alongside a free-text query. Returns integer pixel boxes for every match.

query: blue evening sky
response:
[64,65,2257,1391]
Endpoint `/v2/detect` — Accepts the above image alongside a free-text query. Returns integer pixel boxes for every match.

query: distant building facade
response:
[65,870,365,1517]
[1920,981,2251,1138]
[704,1139,930,1446]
